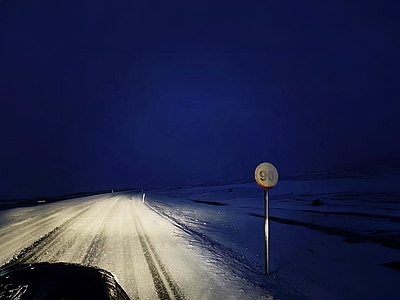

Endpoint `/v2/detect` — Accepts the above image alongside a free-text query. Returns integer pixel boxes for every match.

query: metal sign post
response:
[264,188,269,275]
[255,162,278,276]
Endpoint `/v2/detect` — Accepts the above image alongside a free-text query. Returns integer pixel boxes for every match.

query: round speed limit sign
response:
[255,162,279,189]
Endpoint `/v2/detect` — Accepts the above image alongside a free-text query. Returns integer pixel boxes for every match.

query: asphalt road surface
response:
[0,193,263,299]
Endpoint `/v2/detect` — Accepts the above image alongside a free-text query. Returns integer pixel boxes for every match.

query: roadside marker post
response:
[254,162,279,276]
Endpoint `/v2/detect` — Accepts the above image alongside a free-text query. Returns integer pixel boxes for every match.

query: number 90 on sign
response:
[255,162,279,189]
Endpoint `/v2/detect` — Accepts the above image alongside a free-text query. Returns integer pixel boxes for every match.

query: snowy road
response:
[0,193,271,299]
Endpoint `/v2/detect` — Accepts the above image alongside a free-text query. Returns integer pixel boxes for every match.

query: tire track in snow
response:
[117,197,140,300]
[81,197,120,266]
[131,201,185,300]
[0,207,91,269]
[0,207,82,262]
[80,196,140,299]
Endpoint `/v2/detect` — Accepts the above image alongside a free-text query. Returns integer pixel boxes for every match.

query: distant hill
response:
[284,151,400,181]
[340,150,400,171]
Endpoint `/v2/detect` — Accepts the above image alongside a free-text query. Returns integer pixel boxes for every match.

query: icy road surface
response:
[0,193,277,299]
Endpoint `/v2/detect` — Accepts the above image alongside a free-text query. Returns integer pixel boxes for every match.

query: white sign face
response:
[254,162,278,189]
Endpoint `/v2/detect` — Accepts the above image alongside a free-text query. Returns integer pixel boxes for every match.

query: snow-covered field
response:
[144,170,400,300]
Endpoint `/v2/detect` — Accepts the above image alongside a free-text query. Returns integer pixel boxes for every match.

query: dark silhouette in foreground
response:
[0,262,130,299]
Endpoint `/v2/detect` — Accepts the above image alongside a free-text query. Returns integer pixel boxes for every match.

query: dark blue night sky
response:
[1,1,399,198]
